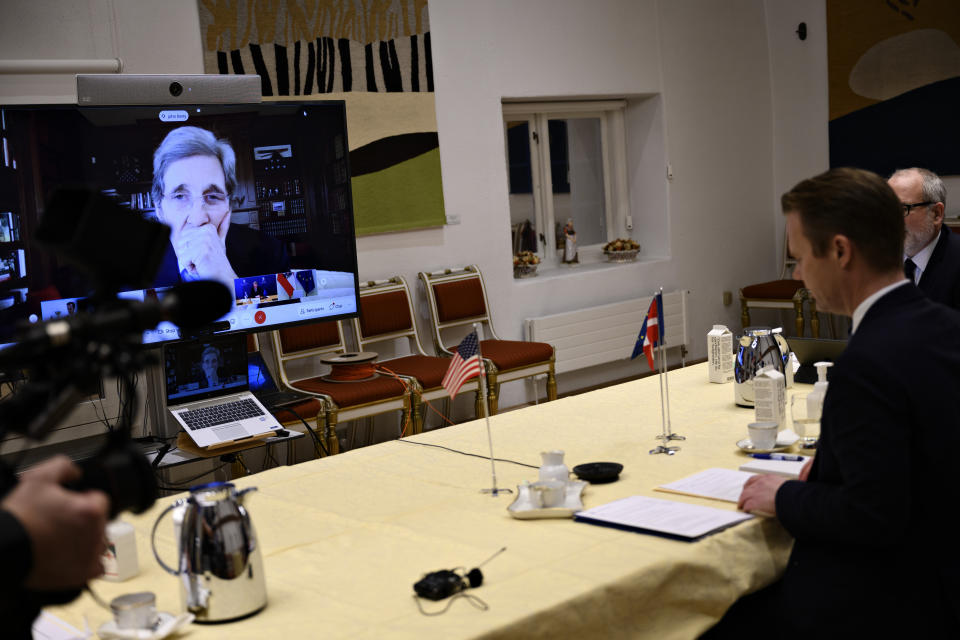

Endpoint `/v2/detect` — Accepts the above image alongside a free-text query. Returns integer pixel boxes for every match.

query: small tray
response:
[507,480,587,519]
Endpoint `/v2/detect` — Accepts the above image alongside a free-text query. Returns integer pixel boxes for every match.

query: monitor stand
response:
[144,358,179,441]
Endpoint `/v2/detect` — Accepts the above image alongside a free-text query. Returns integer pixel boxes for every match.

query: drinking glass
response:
[790,394,819,450]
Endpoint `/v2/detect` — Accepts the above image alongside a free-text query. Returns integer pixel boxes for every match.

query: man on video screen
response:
[151,126,289,290]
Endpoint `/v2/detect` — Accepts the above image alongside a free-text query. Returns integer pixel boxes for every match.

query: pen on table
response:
[750,453,804,461]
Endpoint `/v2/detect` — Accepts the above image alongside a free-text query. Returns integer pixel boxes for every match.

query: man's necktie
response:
[904,258,917,283]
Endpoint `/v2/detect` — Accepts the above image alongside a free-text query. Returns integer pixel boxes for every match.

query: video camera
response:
[0,188,231,516]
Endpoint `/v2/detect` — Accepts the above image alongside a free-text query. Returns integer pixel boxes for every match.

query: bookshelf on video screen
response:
[0,101,360,346]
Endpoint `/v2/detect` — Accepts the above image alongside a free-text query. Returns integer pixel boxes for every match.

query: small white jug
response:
[539,450,569,482]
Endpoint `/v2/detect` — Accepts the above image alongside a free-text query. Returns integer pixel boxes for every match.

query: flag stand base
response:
[656,433,685,441]
[649,445,680,455]
[480,487,513,496]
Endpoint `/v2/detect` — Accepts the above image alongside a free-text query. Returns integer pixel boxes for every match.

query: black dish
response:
[572,462,623,484]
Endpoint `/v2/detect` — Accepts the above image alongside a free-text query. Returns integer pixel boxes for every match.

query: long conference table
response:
[47,362,801,639]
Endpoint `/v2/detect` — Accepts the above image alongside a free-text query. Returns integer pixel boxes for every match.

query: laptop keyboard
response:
[180,398,265,431]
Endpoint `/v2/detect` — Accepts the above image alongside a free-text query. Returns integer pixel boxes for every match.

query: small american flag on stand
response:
[442,331,483,399]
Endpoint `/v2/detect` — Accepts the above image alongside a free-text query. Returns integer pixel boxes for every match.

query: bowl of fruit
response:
[602,238,640,262]
[513,251,540,278]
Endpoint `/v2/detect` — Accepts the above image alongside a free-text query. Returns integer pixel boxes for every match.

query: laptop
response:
[786,337,847,384]
[247,350,313,409]
[164,334,283,449]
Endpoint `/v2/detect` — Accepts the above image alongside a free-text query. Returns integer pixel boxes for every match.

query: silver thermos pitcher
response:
[734,327,785,407]
[152,482,267,623]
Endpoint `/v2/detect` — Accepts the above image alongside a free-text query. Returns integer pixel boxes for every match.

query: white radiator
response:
[524,290,688,374]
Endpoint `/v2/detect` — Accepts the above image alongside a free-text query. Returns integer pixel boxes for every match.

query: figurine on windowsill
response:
[562,218,579,264]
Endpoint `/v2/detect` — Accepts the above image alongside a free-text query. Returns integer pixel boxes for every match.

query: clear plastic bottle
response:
[800,361,832,448]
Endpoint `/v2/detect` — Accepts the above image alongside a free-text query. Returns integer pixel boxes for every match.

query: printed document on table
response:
[654,467,755,503]
[575,495,754,540]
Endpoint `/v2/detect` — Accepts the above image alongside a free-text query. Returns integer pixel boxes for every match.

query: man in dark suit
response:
[712,168,960,638]
[889,167,960,309]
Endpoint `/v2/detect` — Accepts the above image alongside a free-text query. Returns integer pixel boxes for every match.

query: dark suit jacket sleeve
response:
[918,226,960,309]
[0,509,32,595]
[775,347,913,547]
[1,506,83,635]
[0,508,41,636]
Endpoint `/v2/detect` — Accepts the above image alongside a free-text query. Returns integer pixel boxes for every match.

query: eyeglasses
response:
[162,191,229,211]
[902,201,933,216]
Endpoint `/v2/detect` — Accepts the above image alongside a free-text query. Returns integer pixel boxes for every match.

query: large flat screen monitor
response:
[0,101,359,347]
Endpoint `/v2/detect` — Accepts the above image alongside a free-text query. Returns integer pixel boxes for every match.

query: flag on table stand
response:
[442,331,482,399]
[631,290,682,454]
[631,293,664,370]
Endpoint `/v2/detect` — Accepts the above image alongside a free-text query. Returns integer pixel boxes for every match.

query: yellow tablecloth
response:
[47,363,800,639]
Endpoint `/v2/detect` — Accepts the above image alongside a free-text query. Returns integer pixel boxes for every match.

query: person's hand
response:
[798,456,815,481]
[173,224,238,284]
[0,456,110,590]
[737,473,788,517]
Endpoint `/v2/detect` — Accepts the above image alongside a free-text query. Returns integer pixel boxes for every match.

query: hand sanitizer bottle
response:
[800,361,832,447]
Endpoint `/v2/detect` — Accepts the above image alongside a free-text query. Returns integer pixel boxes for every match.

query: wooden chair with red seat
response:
[352,276,481,432]
[268,319,413,455]
[739,228,820,337]
[418,265,557,415]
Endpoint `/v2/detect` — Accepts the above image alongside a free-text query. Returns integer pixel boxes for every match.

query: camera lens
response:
[169,82,183,97]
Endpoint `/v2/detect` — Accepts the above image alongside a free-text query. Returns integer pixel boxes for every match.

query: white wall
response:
[0,0,204,102]
[0,0,830,412]
[764,0,830,271]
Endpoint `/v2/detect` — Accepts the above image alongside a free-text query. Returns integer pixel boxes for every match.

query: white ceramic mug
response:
[747,421,778,450]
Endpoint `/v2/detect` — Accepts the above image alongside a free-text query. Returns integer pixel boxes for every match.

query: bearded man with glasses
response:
[150,126,289,291]
[887,167,960,308]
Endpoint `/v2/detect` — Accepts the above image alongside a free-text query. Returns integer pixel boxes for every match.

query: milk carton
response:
[753,366,786,431]
[707,324,733,383]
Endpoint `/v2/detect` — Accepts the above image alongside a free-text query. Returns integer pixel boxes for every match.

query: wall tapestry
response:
[197,0,446,235]
[827,0,960,176]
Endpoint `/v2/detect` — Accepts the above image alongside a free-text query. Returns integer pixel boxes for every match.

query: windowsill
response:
[513,255,665,282]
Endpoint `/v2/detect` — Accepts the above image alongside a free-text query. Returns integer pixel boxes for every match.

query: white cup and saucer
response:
[737,421,780,452]
[528,480,566,508]
[97,592,195,640]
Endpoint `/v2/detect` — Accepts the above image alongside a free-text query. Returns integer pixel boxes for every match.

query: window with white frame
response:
[503,100,629,273]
